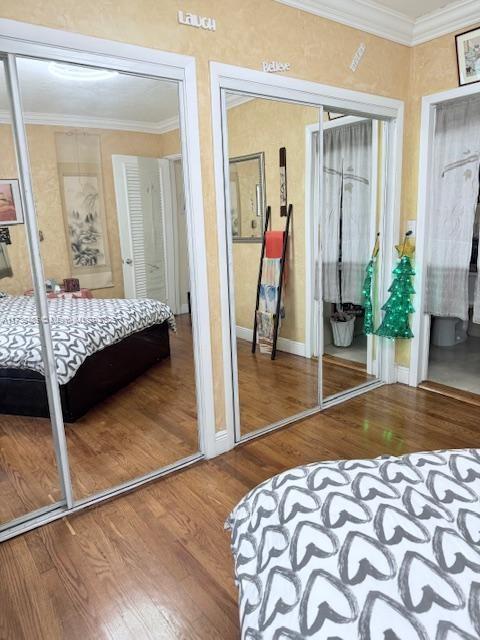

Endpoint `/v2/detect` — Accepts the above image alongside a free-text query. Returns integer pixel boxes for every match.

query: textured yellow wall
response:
[0,0,411,429]
[0,123,174,297]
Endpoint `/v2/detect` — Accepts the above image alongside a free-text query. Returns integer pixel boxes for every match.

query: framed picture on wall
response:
[0,179,24,225]
[456,27,480,86]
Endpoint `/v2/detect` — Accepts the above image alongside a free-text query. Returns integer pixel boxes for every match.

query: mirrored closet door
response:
[224,93,322,439]
[14,56,201,501]
[0,59,67,529]
[222,93,389,441]
[318,115,386,401]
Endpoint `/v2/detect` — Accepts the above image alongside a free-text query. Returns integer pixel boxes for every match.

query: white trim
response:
[274,0,412,45]
[409,81,480,388]
[211,62,404,446]
[396,365,410,384]
[0,109,179,134]
[236,325,306,357]
[274,0,480,47]
[412,0,480,46]
[214,429,234,456]
[0,19,216,539]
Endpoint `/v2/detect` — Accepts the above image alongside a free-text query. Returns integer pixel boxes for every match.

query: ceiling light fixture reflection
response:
[48,62,118,82]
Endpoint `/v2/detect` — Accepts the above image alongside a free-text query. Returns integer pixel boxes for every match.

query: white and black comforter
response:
[227,449,480,639]
[0,295,175,385]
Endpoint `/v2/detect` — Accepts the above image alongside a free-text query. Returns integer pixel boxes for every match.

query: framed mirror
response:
[229,152,266,242]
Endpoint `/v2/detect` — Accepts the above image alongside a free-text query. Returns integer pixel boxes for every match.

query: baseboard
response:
[236,325,306,357]
[396,365,410,385]
[214,429,233,456]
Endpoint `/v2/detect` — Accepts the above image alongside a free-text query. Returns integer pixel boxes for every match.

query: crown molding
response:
[275,0,412,45]
[0,98,251,134]
[412,0,480,45]
[274,0,480,46]
[0,110,180,134]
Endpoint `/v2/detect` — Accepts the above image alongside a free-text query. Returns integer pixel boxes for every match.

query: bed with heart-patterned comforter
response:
[226,449,480,639]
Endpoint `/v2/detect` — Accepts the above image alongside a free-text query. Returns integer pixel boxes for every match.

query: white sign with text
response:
[262,61,291,73]
[177,11,216,31]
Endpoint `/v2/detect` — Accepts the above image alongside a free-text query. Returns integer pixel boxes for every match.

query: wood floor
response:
[1,384,480,639]
[237,339,372,435]
[0,320,371,524]
[0,315,198,523]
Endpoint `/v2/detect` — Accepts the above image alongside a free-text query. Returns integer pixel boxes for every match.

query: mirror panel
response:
[225,93,321,437]
[230,152,265,241]
[321,115,385,400]
[0,60,64,527]
[16,57,200,499]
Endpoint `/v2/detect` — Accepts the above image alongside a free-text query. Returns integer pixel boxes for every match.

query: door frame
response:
[409,81,480,388]
[0,18,215,541]
[305,116,379,378]
[210,62,403,446]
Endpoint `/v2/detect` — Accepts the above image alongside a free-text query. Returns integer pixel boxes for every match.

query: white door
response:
[112,155,177,310]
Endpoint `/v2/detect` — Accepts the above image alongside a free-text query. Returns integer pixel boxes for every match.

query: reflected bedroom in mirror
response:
[225,94,322,439]
[224,95,386,441]
[0,57,200,524]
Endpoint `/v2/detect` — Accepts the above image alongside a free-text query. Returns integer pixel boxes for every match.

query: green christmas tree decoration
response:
[362,258,375,335]
[375,254,415,339]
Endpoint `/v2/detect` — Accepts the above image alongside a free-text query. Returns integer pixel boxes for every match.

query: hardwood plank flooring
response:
[0,319,371,524]
[419,379,480,407]
[0,315,199,524]
[237,338,372,435]
[1,384,480,638]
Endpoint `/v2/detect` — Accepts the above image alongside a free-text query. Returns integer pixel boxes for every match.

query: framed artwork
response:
[58,170,113,289]
[0,179,24,225]
[56,131,112,290]
[456,27,480,86]
[328,112,345,120]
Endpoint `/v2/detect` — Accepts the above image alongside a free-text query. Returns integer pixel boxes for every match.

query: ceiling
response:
[275,0,479,45]
[0,58,181,133]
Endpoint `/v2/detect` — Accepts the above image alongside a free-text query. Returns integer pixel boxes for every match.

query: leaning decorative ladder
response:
[251,203,293,360]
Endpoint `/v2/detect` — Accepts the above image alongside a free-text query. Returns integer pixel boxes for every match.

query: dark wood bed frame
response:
[0,322,170,423]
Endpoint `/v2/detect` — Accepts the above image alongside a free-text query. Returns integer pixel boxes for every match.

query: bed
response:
[226,448,480,639]
[0,294,175,422]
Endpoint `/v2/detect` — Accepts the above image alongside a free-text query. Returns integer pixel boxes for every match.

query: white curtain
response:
[322,120,372,305]
[425,96,480,320]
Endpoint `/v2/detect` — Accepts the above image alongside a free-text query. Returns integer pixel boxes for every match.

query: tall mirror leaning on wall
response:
[0,57,200,512]
[226,94,322,438]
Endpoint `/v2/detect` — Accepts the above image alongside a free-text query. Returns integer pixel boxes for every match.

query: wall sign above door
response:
[262,61,291,73]
[177,11,216,31]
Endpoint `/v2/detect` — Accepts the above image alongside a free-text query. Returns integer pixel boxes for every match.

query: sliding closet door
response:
[223,93,322,439]
[0,60,66,528]
[15,57,200,500]
[320,116,384,401]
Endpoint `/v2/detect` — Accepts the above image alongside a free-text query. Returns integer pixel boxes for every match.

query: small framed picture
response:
[0,179,24,225]
[327,112,345,120]
[456,27,480,86]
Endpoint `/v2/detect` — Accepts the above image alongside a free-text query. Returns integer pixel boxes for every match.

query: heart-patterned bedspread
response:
[226,449,480,639]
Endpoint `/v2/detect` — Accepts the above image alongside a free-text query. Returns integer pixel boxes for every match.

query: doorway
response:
[411,86,480,401]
